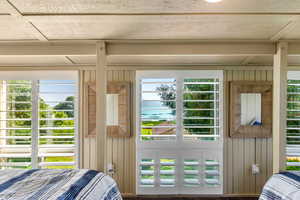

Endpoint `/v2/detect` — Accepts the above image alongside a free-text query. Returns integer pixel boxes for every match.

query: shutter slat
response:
[184,179,200,185]
[205,179,219,185]
[160,170,175,175]
[287,79,300,170]
[141,170,154,175]
[184,170,199,175]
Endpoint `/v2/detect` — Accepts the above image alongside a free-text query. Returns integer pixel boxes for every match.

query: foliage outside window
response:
[0,80,77,169]
[287,80,300,170]
[137,71,223,195]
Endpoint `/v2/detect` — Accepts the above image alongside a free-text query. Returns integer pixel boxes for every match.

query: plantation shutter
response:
[0,80,32,168]
[136,71,223,195]
[0,71,78,169]
[38,80,77,168]
[139,78,176,141]
[286,71,300,170]
[183,78,220,141]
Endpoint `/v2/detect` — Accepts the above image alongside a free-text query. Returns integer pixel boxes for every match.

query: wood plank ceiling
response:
[2,0,300,66]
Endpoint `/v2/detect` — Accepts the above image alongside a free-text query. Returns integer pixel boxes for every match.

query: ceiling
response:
[1,0,300,66]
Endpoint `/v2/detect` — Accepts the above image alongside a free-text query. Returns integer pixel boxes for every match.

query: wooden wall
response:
[79,69,136,194]
[79,69,273,195]
[224,70,273,194]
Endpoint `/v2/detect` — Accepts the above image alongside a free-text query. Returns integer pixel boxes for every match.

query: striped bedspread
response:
[0,169,122,200]
[259,171,300,200]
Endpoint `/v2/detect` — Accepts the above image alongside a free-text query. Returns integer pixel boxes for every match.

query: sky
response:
[39,80,77,106]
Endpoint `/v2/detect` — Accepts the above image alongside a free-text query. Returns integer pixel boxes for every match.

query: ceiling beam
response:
[19,12,300,16]
[65,56,76,64]
[107,42,276,56]
[0,65,95,70]
[240,56,256,65]
[288,42,300,56]
[4,0,48,41]
[271,17,299,41]
[0,42,96,56]
[0,41,300,56]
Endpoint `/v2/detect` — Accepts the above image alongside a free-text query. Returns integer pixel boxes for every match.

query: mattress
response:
[0,169,122,200]
[259,171,300,200]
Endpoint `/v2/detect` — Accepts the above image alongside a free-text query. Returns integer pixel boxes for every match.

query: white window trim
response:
[286,71,300,170]
[288,71,300,80]
[136,70,224,195]
[136,70,223,149]
[0,71,79,169]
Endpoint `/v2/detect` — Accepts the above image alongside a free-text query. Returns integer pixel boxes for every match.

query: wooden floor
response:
[123,196,258,200]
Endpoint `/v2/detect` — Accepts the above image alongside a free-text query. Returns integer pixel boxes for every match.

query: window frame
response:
[136,70,224,149]
[136,70,224,195]
[286,71,300,170]
[0,71,79,169]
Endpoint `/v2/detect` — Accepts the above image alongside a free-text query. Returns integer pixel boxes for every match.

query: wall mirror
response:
[229,81,272,138]
[240,93,261,126]
[106,94,119,126]
[106,81,131,137]
[85,81,131,138]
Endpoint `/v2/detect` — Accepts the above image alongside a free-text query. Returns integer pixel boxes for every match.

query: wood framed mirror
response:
[85,81,131,138]
[86,81,96,137]
[107,81,131,137]
[229,81,272,138]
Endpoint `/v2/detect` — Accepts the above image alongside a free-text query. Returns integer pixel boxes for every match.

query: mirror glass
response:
[240,93,262,126]
[106,94,119,126]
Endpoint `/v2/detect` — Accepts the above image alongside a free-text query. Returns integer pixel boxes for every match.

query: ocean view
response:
[141,100,175,120]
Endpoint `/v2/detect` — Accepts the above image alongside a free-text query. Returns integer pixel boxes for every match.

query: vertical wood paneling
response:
[106,70,136,194]
[224,69,273,195]
[107,70,114,178]
[90,71,97,170]
[243,71,256,194]
[80,69,272,195]
[223,70,228,193]
[84,71,92,169]
[79,70,98,170]
[266,71,273,179]
[79,71,84,169]
[225,71,233,194]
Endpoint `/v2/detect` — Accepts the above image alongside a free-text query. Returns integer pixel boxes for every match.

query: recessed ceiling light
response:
[205,0,223,3]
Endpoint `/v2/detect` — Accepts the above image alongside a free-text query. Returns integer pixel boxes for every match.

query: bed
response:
[0,169,122,200]
[259,171,300,200]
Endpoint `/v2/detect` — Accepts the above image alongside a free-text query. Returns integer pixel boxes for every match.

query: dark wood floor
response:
[123,196,258,200]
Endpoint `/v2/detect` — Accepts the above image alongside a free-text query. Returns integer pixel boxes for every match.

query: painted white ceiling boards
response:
[1,0,300,66]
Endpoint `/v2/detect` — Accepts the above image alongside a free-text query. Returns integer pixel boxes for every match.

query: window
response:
[136,71,223,195]
[286,71,300,170]
[0,71,78,169]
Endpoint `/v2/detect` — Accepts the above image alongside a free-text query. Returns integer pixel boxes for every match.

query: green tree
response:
[4,81,75,169]
[156,79,217,137]
[7,80,32,145]
[54,96,74,118]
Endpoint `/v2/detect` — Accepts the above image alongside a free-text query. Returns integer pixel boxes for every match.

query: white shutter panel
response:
[159,158,176,187]
[0,80,32,169]
[139,158,155,187]
[38,80,77,169]
[139,78,176,141]
[0,72,78,169]
[136,71,223,195]
[183,159,200,187]
[204,158,221,187]
[183,78,220,141]
[286,73,300,170]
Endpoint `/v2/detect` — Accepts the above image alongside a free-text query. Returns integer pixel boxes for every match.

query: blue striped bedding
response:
[259,171,300,200]
[0,169,122,200]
